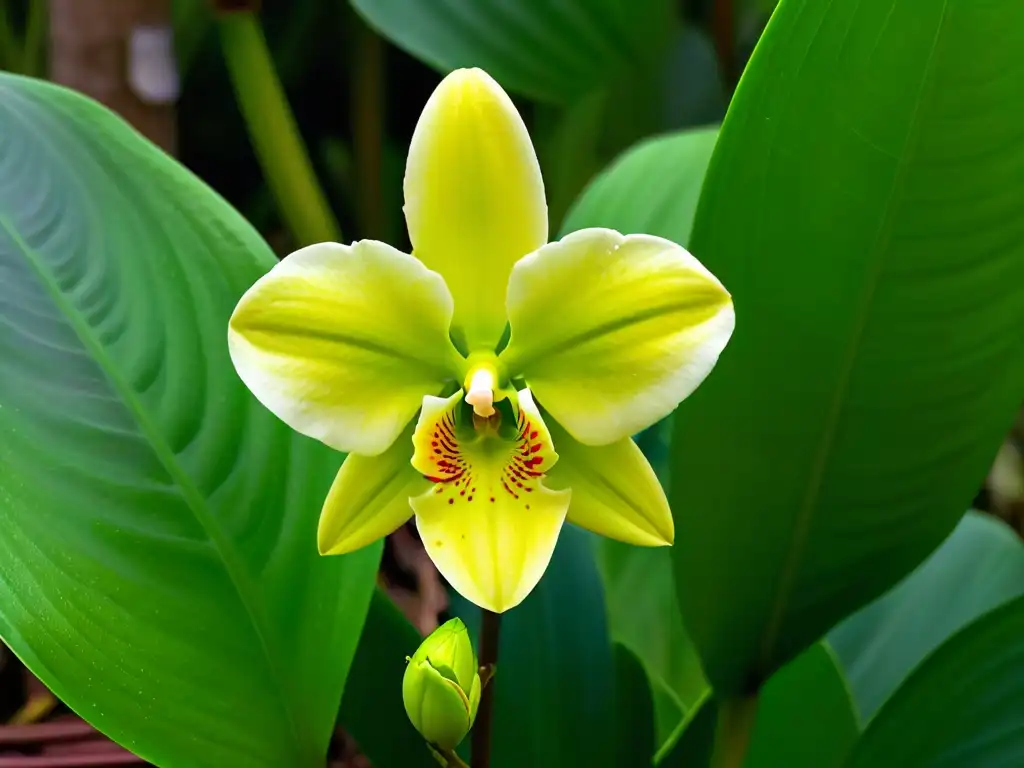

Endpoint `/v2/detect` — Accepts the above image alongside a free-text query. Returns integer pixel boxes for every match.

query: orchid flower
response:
[228,68,734,614]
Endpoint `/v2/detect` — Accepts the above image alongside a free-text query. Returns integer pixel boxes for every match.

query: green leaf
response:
[672,0,1024,694]
[348,0,674,104]
[612,643,657,767]
[652,683,687,753]
[0,73,381,767]
[829,511,1024,723]
[561,125,719,244]
[594,541,706,744]
[656,692,716,768]
[657,644,860,768]
[340,589,437,768]
[845,593,1024,766]
[746,643,859,768]
[449,525,615,767]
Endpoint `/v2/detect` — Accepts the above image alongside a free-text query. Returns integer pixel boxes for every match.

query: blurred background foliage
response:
[167,0,768,250]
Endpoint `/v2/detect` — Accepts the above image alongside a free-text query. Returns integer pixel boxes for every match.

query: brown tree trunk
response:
[49,0,178,154]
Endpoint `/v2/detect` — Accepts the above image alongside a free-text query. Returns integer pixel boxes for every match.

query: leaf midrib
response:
[754,0,951,678]
[0,217,308,760]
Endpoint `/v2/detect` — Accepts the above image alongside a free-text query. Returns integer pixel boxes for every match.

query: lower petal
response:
[546,419,674,547]
[318,423,428,556]
[409,390,571,613]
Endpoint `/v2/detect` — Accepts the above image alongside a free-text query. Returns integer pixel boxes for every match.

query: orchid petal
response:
[409,389,570,613]
[546,419,673,547]
[502,228,734,445]
[318,422,426,556]
[404,68,547,352]
[228,240,463,456]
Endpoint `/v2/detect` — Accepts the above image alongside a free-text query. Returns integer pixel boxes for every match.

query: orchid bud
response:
[403,618,482,750]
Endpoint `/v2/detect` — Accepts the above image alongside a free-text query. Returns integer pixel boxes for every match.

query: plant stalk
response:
[711,694,758,768]
[350,17,385,240]
[470,610,501,768]
[216,10,341,245]
[22,0,46,77]
[0,1,21,72]
[438,747,470,768]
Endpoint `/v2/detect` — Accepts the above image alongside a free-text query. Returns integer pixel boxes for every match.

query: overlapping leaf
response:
[672,0,1024,694]
[0,73,380,767]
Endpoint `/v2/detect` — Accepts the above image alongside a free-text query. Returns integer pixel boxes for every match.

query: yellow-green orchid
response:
[228,68,734,614]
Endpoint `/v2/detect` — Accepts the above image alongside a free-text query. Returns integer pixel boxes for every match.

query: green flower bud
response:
[403,617,482,750]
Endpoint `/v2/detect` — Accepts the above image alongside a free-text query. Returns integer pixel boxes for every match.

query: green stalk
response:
[711,694,758,768]
[0,1,22,72]
[350,18,385,240]
[437,747,470,768]
[217,11,341,245]
[22,0,46,77]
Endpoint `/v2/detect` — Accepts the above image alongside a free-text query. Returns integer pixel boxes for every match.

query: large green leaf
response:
[449,525,615,767]
[594,541,706,744]
[656,692,716,768]
[340,589,436,768]
[0,73,381,766]
[657,644,859,768]
[672,0,1024,695]
[612,643,658,767]
[561,125,719,244]
[746,642,859,768]
[845,593,1024,766]
[348,0,674,104]
[829,511,1024,723]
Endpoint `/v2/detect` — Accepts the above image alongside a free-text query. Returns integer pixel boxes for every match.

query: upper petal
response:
[409,389,570,613]
[500,228,735,445]
[318,422,427,556]
[228,240,463,456]
[545,419,673,547]
[404,68,548,353]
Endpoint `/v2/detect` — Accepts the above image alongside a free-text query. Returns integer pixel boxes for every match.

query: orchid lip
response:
[416,392,550,505]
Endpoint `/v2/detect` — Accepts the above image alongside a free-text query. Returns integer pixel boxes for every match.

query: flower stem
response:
[216,8,341,245]
[471,609,501,768]
[437,747,471,768]
[710,694,758,768]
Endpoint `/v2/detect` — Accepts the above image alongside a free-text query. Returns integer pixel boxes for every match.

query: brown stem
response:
[710,694,759,768]
[711,0,736,89]
[0,721,97,745]
[0,754,145,767]
[470,610,501,768]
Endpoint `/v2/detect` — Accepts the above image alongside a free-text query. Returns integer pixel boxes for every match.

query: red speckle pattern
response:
[500,410,546,500]
[424,410,469,487]
[422,405,549,505]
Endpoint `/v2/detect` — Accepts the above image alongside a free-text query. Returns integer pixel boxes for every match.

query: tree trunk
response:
[49,0,178,154]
